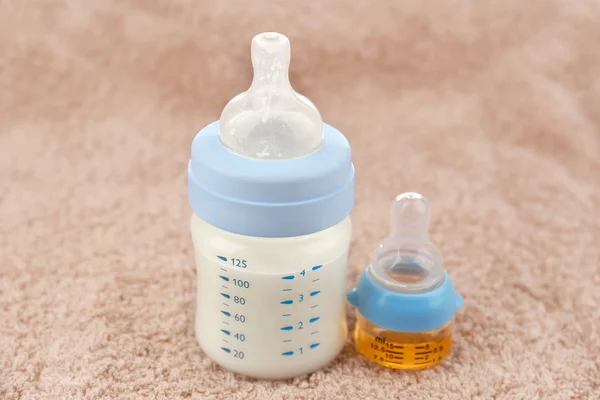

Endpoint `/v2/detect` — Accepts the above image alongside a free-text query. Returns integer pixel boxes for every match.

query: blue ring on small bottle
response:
[347,269,463,332]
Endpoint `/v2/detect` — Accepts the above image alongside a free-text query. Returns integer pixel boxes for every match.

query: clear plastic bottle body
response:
[354,312,454,370]
[191,213,351,379]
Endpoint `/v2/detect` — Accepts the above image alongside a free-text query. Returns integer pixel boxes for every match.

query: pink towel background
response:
[1,1,599,399]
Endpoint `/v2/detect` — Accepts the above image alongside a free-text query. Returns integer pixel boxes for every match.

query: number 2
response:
[298,321,304,330]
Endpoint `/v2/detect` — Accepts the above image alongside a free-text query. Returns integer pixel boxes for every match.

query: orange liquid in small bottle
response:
[354,312,453,370]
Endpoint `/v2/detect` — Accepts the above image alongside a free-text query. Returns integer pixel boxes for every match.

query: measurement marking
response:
[223,303,229,307]
[217,256,227,262]
[386,360,405,365]
[311,265,323,271]
[220,268,227,272]
[280,300,293,305]
[312,278,320,282]
[310,291,321,297]
[387,350,403,355]
[311,304,319,309]
[283,339,292,343]
[222,321,229,325]
[221,311,231,317]
[415,351,433,355]
[282,275,295,280]
[222,285,228,289]
[221,329,231,335]
[282,351,294,356]
[220,293,230,299]
[311,331,319,335]
[222,339,228,343]
[283,288,292,292]
[280,326,293,331]
[221,347,231,353]
[309,317,320,323]
[414,361,433,365]
[415,356,431,360]
[310,343,320,349]
[219,275,230,282]
[393,345,404,349]
[282,314,292,317]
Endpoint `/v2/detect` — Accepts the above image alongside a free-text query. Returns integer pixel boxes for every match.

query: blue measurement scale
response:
[213,256,327,362]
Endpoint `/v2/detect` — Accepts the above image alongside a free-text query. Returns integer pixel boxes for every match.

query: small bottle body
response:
[354,311,453,370]
[191,214,351,379]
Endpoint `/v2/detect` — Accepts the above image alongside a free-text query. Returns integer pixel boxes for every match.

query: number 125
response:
[231,259,247,268]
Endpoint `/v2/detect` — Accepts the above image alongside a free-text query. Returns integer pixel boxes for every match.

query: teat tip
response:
[390,192,431,239]
[250,32,291,93]
[251,32,290,62]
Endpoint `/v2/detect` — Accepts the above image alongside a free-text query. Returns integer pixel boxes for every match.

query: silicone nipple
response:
[219,32,323,159]
[369,193,445,293]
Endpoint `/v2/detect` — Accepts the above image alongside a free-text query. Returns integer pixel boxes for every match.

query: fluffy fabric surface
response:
[1,1,599,399]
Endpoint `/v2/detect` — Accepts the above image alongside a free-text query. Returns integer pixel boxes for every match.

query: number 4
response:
[300,269,306,276]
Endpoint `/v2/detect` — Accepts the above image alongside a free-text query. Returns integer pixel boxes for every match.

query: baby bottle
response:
[348,193,462,369]
[188,32,355,379]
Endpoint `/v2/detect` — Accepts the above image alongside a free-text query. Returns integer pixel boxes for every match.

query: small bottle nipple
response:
[219,32,323,159]
[369,193,445,293]
[390,192,431,240]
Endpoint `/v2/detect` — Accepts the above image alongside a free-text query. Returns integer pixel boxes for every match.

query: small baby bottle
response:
[188,33,354,379]
[348,193,462,369]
